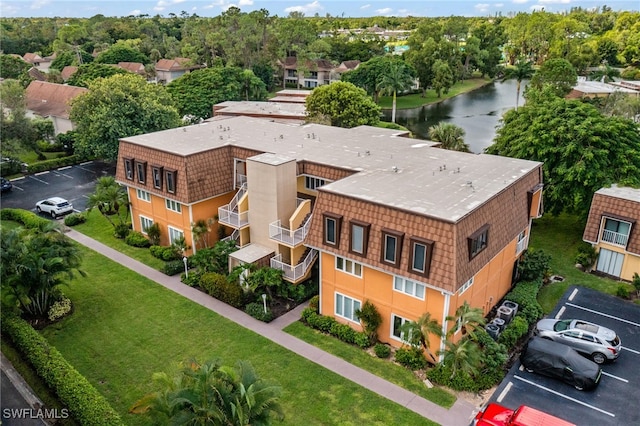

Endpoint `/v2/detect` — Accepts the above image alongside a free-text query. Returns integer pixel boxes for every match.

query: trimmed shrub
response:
[519,303,543,325]
[575,243,598,269]
[24,155,80,174]
[374,343,391,359]
[48,297,72,321]
[1,312,123,425]
[498,315,530,348]
[308,295,320,312]
[200,272,244,308]
[517,249,551,282]
[113,222,131,239]
[125,231,151,248]
[64,212,86,226]
[427,364,503,392]
[354,332,371,348]
[394,347,427,370]
[616,284,631,299]
[150,245,181,261]
[245,302,274,322]
[504,280,544,325]
[162,260,185,276]
[330,322,356,344]
[301,307,317,323]
[0,208,50,228]
[0,158,22,176]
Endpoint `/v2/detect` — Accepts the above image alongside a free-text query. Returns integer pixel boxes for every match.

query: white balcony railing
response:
[601,229,629,247]
[269,214,312,246]
[270,249,318,282]
[221,229,240,246]
[235,174,247,189]
[218,183,248,229]
[516,235,528,255]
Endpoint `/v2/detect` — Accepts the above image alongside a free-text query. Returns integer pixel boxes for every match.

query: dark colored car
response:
[0,177,12,193]
[520,337,602,391]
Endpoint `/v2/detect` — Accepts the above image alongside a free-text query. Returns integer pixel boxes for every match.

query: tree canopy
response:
[528,58,578,98]
[487,97,640,216]
[66,63,130,88]
[305,81,381,128]
[0,54,30,79]
[70,73,181,161]
[94,44,149,64]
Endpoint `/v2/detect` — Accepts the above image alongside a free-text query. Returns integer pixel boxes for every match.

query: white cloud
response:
[512,0,528,4]
[1,3,20,16]
[128,9,142,16]
[376,7,393,15]
[30,0,50,10]
[360,4,371,9]
[538,0,570,3]
[475,3,491,12]
[238,0,254,5]
[284,1,323,14]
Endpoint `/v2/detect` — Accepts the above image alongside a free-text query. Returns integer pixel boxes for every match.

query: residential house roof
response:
[25,81,88,119]
[280,57,334,71]
[27,67,47,81]
[211,101,306,124]
[60,66,78,81]
[116,62,146,75]
[335,60,361,72]
[155,57,202,71]
[22,53,44,64]
[567,78,639,98]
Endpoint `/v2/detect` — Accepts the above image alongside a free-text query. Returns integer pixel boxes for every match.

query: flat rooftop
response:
[574,80,638,94]
[596,185,640,203]
[121,116,541,222]
[213,101,306,118]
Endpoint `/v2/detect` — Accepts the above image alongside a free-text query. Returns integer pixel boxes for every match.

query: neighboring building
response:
[268,89,311,104]
[567,77,639,99]
[279,57,335,88]
[583,185,640,281]
[27,67,47,81]
[24,81,88,134]
[116,116,543,354]
[155,58,203,84]
[23,52,54,72]
[212,101,306,124]
[116,62,146,76]
[60,66,78,82]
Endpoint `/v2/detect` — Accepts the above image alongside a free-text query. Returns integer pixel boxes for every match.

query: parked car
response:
[474,402,575,426]
[35,197,74,218]
[0,177,12,193]
[534,318,621,364]
[520,337,602,391]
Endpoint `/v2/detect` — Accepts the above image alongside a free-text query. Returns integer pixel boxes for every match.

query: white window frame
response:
[140,216,154,234]
[335,292,361,323]
[393,276,426,300]
[325,216,337,245]
[335,256,362,278]
[304,176,327,190]
[168,226,184,245]
[391,314,411,342]
[383,234,398,263]
[165,199,182,213]
[459,277,474,295]
[351,223,364,254]
[136,189,151,202]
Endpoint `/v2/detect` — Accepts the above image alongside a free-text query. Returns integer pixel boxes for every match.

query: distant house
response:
[212,100,306,124]
[155,58,203,84]
[567,77,639,99]
[23,53,54,73]
[60,66,78,82]
[331,60,361,82]
[116,62,146,76]
[24,81,88,135]
[583,185,640,281]
[279,57,335,88]
[27,67,47,82]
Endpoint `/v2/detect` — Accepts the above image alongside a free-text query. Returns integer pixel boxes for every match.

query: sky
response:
[1,0,638,19]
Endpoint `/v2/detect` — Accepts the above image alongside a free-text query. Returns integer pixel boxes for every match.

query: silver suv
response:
[534,318,621,364]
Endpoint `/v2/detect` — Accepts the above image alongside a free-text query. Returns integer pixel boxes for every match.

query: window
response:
[602,217,631,246]
[335,293,361,322]
[305,176,326,190]
[349,220,370,256]
[409,237,434,277]
[168,226,184,245]
[336,256,362,277]
[123,158,134,180]
[459,277,474,295]
[391,314,411,341]
[323,213,342,246]
[140,216,153,234]
[381,229,404,267]
[152,166,163,190]
[310,71,318,79]
[468,225,490,260]
[165,199,182,213]
[165,169,177,193]
[135,161,147,183]
[136,189,151,202]
[393,276,425,300]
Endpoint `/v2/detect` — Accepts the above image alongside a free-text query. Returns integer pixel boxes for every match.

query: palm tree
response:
[446,301,486,339]
[439,338,483,379]
[86,176,129,228]
[428,122,470,152]
[377,59,414,123]
[414,312,443,363]
[502,58,534,110]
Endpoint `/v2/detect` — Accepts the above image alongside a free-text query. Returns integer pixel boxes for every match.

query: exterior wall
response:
[51,117,74,135]
[594,241,640,281]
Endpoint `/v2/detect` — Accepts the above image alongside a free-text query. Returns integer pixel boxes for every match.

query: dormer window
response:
[165,169,177,193]
[135,161,147,184]
[468,224,490,260]
[152,166,163,190]
[124,158,134,180]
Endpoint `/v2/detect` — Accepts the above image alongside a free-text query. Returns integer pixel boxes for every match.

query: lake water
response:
[383,79,527,153]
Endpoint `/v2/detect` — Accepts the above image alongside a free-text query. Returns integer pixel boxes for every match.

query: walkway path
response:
[66,229,478,426]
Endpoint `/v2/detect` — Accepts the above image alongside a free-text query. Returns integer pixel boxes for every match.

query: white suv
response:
[36,197,74,218]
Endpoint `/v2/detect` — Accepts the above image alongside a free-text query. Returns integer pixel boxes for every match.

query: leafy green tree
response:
[501,58,534,110]
[428,122,469,152]
[376,59,415,123]
[599,91,640,121]
[0,54,30,79]
[341,56,389,102]
[589,64,621,82]
[244,267,284,300]
[529,58,578,98]
[86,176,130,229]
[431,59,453,98]
[273,12,317,88]
[240,69,267,101]
[66,63,130,88]
[94,44,149,64]
[70,73,181,161]
[130,359,284,425]
[50,50,94,71]
[305,81,380,128]
[487,97,640,216]
[446,301,486,339]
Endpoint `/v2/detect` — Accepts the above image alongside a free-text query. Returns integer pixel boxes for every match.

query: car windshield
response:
[608,336,620,346]
[56,201,69,207]
[553,320,572,332]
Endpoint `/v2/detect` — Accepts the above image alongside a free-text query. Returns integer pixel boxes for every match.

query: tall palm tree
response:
[377,59,414,123]
[439,338,483,379]
[428,122,470,152]
[446,301,486,339]
[86,176,129,228]
[414,312,443,363]
[502,58,534,110]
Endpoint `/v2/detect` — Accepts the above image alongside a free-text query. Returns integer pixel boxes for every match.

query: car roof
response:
[522,337,600,375]
[47,197,68,203]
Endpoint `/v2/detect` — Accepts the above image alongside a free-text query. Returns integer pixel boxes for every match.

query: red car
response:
[474,403,575,426]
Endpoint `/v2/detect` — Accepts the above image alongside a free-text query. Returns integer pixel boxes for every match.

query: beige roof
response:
[212,101,306,121]
[121,116,541,222]
[23,53,44,63]
[61,66,78,81]
[595,185,640,202]
[155,58,202,71]
[25,81,88,119]
[117,62,145,74]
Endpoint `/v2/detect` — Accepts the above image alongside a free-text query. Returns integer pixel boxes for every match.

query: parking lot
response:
[0,161,116,215]
[486,286,640,425]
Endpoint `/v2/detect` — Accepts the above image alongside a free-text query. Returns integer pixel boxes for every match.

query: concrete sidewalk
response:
[66,229,478,426]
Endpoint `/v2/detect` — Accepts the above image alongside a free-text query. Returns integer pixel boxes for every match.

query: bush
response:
[48,297,72,321]
[245,302,274,322]
[25,155,80,174]
[1,312,123,425]
[394,347,427,370]
[308,295,320,312]
[125,231,151,248]
[519,303,543,325]
[145,223,161,246]
[504,279,544,324]
[150,245,181,261]
[575,243,598,269]
[498,315,530,348]
[0,208,50,228]
[353,332,372,348]
[331,322,356,344]
[356,300,382,345]
[162,260,185,276]
[0,158,22,176]
[374,343,391,358]
[63,212,86,226]
[199,272,244,308]
[518,249,551,282]
[616,284,631,299]
[113,222,131,239]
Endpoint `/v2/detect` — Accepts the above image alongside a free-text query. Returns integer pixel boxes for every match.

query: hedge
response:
[1,312,123,425]
[1,208,51,228]
[150,245,181,261]
[199,272,244,308]
[24,155,80,174]
[245,302,274,322]
[300,307,371,348]
[124,231,151,248]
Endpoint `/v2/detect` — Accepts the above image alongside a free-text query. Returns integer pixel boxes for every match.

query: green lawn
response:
[529,213,633,312]
[378,78,491,110]
[41,248,438,426]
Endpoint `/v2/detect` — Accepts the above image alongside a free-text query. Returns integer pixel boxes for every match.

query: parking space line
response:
[622,346,640,355]
[79,161,93,166]
[496,381,512,403]
[28,175,49,184]
[568,288,579,301]
[565,302,640,327]
[602,371,629,383]
[9,177,25,181]
[58,166,72,171]
[53,170,74,179]
[513,375,615,417]
[555,306,566,319]
[35,171,49,176]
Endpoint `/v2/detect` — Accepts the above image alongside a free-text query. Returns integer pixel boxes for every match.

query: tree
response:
[70,73,181,161]
[439,338,483,379]
[94,44,149,64]
[501,58,534,110]
[66,63,130,88]
[240,69,267,101]
[529,58,578,98]
[487,97,640,216]
[191,218,215,249]
[400,312,443,363]
[589,64,620,82]
[446,301,486,339]
[86,176,130,229]
[305,81,380,128]
[341,56,389,102]
[50,50,94,71]
[428,123,469,152]
[431,59,453,98]
[376,58,414,123]
[0,54,30,79]
[130,359,284,425]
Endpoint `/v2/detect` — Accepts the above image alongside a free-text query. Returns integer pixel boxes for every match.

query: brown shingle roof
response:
[25,81,88,119]
[117,62,145,74]
[27,67,47,81]
[61,66,78,81]
[281,56,334,71]
[155,58,201,71]
[23,53,44,63]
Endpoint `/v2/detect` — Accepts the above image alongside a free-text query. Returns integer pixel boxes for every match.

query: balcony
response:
[271,249,318,283]
[516,235,528,255]
[601,229,629,247]
[218,183,249,229]
[269,214,312,247]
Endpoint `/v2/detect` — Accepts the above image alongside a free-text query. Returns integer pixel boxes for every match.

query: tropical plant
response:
[428,122,470,152]
[305,81,381,128]
[191,218,215,249]
[439,338,483,379]
[400,312,443,363]
[376,59,415,123]
[501,58,534,110]
[86,176,130,230]
[446,301,486,339]
[355,300,382,345]
[243,267,284,300]
[130,359,284,425]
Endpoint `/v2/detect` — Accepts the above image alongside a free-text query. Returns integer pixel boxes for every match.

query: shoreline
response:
[380,78,494,111]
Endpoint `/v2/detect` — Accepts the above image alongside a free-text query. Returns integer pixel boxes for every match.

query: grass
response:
[41,248,439,426]
[20,151,66,164]
[529,213,633,312]
[378,78,491,110]
[284,321,456,408]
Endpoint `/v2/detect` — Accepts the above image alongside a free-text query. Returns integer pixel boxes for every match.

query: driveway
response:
[0,161,116,214]
[486,286,640,425]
